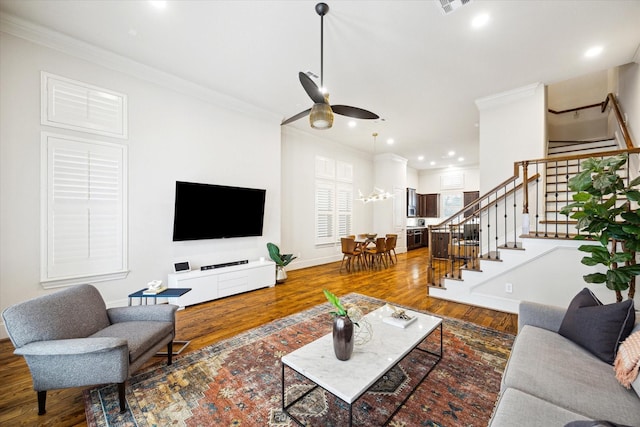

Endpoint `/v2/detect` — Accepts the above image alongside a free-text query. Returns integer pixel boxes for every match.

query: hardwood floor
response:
[0,247,517,426]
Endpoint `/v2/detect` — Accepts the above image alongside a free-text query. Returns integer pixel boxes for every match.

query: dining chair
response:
[365,237,388,269]
[385,234,398,264]
[340,237,364,272]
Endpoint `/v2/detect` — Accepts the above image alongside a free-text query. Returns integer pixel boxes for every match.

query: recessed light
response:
[149,1,167,9]
[458,157,464,162]
[386,138,394,145]
[418,155,424,161]
[430,161,436,166]
[471,13,490,29]
[448,150,455,157]
[347,121,356,128]
[584,45,603,58]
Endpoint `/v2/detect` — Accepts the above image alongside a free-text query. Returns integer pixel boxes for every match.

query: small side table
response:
[128,287,192,306]
[127,287,192,355]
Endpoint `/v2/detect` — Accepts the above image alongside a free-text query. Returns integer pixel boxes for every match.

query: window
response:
[315,157,353,245]
[41,133,128,288]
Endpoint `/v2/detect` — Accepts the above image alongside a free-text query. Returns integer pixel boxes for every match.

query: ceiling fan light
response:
[310,103,333,129]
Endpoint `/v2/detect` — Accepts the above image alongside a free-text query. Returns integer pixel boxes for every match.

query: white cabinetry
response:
[167,260,275,307]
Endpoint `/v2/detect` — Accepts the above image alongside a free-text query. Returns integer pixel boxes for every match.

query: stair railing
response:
[427,148,640,287]
[426,174,539,286]
[602,93,634,149]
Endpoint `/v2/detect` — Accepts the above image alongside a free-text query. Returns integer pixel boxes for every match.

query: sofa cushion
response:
[91,321,173,362]
[502,325,640,426]
[559,288,635,364]
[489,388,591,427]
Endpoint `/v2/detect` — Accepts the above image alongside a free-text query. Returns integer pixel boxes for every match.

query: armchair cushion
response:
[14,337,127,356]
[91,321,174,362]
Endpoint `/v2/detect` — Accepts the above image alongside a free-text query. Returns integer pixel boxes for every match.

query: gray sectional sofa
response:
[489,299,640,427]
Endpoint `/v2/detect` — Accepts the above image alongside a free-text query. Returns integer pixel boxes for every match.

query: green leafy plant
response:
[560,153,640,301]
[323,289,348,316]
[267,242,297,267]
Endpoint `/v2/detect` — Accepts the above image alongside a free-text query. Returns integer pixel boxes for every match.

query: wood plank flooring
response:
[0,247,517,426]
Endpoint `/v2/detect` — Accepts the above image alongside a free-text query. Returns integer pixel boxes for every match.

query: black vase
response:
[332,315,354,361]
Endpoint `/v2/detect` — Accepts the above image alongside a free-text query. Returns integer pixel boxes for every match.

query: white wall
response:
[476,83,546,193]
[618,62,640,145]
[0,31,281,336]
[281,127,374,269]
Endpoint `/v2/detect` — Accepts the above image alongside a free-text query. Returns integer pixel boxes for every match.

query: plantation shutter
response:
[42,133,128,287]
[315,180,334,245]
[336,183,353,238]
[314,157,353,245]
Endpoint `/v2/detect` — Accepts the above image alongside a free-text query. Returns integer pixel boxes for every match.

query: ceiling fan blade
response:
[281,108,312,125]
[331,105,380,120]
[299,72,326,104]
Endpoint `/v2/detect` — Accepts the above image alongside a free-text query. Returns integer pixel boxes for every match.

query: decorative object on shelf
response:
[560,153,640,302]
[267,242,297,284]
[357,133,393,203]
[323,289,356,360]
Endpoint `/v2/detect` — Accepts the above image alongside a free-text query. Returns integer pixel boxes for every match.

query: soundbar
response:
[201,260,249,271]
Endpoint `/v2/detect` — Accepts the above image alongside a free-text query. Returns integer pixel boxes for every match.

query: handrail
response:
[431,174,540,229]
[604,93,634,149]
[548,102,603,115]
[514,147,640,177]
[548,92,634,149]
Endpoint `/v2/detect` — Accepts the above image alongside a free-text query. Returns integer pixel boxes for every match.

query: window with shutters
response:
[315,157,352,245]
[41,72,128,139]
[41,133,128,288]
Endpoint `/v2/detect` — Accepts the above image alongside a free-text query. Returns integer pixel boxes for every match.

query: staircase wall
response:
[429,237,627,313]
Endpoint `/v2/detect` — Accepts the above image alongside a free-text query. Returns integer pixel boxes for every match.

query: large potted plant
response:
[561,153,640,301]
[267,242,297,283]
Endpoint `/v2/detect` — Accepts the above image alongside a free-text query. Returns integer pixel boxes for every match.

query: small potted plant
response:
[267,242,297,283]
[323,289,355,361]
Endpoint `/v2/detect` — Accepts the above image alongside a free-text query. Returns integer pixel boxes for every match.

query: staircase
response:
[427,93,638,313]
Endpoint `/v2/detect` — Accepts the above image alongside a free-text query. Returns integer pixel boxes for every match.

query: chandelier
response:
[357,133,393,203]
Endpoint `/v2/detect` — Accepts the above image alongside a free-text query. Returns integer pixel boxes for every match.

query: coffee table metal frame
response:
[281,305,443,426]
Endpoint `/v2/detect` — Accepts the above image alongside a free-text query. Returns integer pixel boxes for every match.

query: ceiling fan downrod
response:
[316,2,329,90]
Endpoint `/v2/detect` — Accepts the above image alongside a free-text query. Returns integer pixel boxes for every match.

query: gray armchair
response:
[1,284,178,415]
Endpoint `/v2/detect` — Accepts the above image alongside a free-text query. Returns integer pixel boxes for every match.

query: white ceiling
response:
[1,0,639,170]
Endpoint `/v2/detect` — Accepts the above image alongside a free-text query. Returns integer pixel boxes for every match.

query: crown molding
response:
[475,82,543,111]
[0,13,277,121]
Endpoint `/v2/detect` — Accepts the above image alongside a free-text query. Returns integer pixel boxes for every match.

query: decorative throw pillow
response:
[558,288,635,365]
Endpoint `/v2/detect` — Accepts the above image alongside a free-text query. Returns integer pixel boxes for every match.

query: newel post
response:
[521,161,530,235]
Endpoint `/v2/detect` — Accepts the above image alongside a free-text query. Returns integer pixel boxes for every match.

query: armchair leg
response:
[37,390,46,415]
[118,382,126,413]
[167,341,173,365]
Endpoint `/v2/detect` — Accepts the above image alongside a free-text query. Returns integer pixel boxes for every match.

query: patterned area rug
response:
[84,294,514,426]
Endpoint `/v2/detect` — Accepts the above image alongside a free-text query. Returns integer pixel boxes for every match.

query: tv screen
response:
[172,181,266,241]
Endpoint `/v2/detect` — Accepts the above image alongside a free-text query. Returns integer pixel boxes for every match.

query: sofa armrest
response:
[107,304,178,325]
[518,301,566,333]
[14,337,127,356]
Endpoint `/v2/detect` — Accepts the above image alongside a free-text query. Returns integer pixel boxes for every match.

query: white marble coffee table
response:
[281,304,443,426]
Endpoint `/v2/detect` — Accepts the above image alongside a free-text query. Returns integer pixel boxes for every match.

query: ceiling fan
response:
[281,2,380,130]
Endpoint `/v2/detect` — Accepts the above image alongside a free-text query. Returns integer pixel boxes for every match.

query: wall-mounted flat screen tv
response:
[172,181,266,241]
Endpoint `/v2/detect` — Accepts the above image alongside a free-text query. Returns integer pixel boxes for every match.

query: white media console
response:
[167,260,276,307]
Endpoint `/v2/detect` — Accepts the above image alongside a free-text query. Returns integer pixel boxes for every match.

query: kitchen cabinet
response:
[424,193,440,217]
[431,232,450,259]
[406,228,426,250]
[463,191,480,218]
[406,188,417,217]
